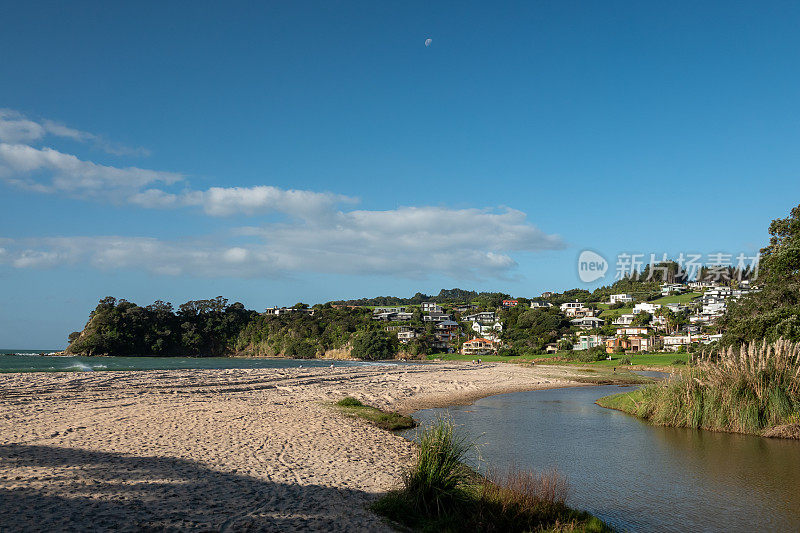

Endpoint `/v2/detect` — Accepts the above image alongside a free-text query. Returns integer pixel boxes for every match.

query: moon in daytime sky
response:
[424,38,432,47]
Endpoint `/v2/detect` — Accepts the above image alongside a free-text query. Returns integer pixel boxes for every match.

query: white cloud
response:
[0,143,182,201]
[0,207,564,279]
[0,109,148,156]
[0,108,567,281]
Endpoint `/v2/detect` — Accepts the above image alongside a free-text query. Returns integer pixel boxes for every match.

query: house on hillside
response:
[573,335,606,351]
[463,312,497,324]
[661,283,686,296]
[616,326,651,336]
[612,314,635,326]
[663,334,693,351]
[434,320,460,342]
[530,301,553,308]
[609,293,634,305]
[460,338,499,356]
[397,330,418,344]
[605,335,661,353]
[570,317,604,330]
[471,320,503,336]
[688,280,717,290]
[373,307,405,314]
[420,302,443,313]
[632,302,661,315]
[502,299,519,308]
[541,292,555,298]
[423,312,451,322]
[265,306,315,316]
[560,302,583,312]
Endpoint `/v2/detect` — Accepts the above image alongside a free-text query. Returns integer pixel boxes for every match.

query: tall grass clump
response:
[373,418,611,532]
[603,339,800,437]
[400,417,474,517]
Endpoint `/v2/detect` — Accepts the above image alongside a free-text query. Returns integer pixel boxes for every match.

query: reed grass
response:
[372,418,610,532]
[599,339,800,437]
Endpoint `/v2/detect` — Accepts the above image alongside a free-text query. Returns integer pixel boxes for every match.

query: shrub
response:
[336,396,363,407]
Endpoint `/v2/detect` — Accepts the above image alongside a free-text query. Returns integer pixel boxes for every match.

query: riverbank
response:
[597,387,800,440]
[0,362,604,531]
[596,340,800,440]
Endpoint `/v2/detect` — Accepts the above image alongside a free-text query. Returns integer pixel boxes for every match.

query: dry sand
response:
[0,362,585,531]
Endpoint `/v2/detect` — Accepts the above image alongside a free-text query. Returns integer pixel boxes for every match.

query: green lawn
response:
[598,305,633,319]
[650,292,702,305]
[586,352,688,367]
[427,351,688,367]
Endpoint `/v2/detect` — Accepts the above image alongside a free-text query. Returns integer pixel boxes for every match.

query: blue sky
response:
[1,1,799,348]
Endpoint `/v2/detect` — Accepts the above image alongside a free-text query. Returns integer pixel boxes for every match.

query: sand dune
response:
[0,362,582,531]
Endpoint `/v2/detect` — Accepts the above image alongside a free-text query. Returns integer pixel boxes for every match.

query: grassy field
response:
[597,305,633,319]
[650,292,702,305]
[427,351,688,367]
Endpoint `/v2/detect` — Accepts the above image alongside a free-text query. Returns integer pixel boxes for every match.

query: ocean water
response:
[0,352,411,372]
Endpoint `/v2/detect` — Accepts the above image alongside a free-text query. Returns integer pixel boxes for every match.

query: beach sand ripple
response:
[0,363,579,531]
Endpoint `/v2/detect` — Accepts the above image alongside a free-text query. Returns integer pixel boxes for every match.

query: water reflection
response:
[405,385,800,532]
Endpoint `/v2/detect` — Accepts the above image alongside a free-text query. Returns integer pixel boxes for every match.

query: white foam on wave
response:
[65,363,94,372]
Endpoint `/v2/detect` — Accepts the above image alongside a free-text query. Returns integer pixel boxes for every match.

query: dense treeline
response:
[331,288,513,308]
[497,306,572,355]
[67,298,400,358]
[233,305,386,358]
[721,203,800,346]
[67,297,256,356]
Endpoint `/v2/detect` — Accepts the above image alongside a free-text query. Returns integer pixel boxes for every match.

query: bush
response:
[620,357,632,365]
[336,396,363,407]
[672,359,687,365]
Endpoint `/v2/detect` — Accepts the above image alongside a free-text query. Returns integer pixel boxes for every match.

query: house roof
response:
[465,337,495,344]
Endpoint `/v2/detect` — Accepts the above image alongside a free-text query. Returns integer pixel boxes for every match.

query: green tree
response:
[721,204,800,345]
[351,330,397,360]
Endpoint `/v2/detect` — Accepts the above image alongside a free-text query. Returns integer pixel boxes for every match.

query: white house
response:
[423,312,451,322]
[663,335,692,351]
[612,314,635,326]
[397,330,418,344]
[373,307,405,314]
[660,283,686,296]
[420,302,443,313]
[560,302,583,312]
[472,321,503,336]
[632,302,662,315]
[609,293,634,305]
[530,301,553,308]
[463,312,497,324]
[570,316,604,330]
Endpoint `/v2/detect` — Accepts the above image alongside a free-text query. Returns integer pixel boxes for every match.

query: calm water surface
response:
[405,385,800,532]
[0,353,409,372]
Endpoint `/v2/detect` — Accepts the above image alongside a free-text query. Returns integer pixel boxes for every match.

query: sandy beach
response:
[0,362,586,531]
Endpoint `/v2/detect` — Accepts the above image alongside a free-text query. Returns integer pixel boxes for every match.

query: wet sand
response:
[0,362,584,531]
